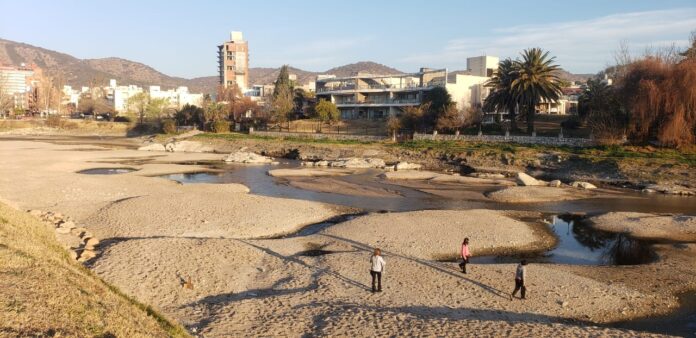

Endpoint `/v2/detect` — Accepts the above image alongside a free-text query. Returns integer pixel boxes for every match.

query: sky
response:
[1,0,694,78]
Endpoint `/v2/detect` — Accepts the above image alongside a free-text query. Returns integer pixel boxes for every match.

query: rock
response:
[55,227,71,234]
[515,172,543,186]
[84,237,100,249]
[225,151,274,164]
[330,158,386,169]
[645,184,696,196]
[60,221,76,229]
[28,209,42,217]
[301,161,313,167]
[315,160,330,167]
[78,249,97,262]
[395,161,422,171]
[571,181,597,190]
[548,180,562,187]
[165,140,214,153]
[138,143,166,152]
[70,227,87,237]
[642,188,657,194]
[68,249,79,261]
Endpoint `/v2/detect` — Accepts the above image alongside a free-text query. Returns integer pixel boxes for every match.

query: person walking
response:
[511,260,528,300]
[370,248,385,293]
[459,238,471,274]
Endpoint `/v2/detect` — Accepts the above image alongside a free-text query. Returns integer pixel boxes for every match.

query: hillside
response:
[0,38,593,94]
[0,202,188,337]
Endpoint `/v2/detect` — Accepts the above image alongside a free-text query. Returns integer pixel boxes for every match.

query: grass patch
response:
[0,203,190,337]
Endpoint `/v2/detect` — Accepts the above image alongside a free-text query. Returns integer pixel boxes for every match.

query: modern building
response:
[315,57,497,120]
[0,64,36,111]
[466,56,499,77]
[218,31,249,91]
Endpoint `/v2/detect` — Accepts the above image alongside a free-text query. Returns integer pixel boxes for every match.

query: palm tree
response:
[578,78,612,122]
[511,48,562,134]
[484,59,519,130]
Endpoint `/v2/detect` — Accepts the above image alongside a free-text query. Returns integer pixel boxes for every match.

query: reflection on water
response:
[473,215,656,266]
[78,168,136,175]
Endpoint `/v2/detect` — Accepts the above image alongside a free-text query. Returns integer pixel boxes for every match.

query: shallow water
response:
[78,167,137,175]
[160,161,696,215]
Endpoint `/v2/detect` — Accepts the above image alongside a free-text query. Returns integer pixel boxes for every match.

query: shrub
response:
[161,119,177,134]
[113,116,131,123]
[560,117,582,130]
[45,115,62,128]
[210,120,231,133]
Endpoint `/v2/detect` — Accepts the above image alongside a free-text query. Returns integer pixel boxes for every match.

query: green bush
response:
[210,120,231,133]
[161,119,177,134]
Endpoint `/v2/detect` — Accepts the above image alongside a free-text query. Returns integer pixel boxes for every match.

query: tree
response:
[578,78,621,122]
[78,97,114,116]
[436,105,482,134]
[0,74,14,118]
[681,30,696,60]
[232,97,261,121]
[315,99,340,127]
[273,65,292,98]
[387,115,401,141]
[145,97,170,120]
[511,48,563,134]
[484,59,519,130]
[271,65,294,126]
[399,103,429,132]
[175,104,205,128]
[421,87,453,129]
[126,92,149,124]
[203,102,227,126]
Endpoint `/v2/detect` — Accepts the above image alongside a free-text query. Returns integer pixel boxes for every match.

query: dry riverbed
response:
[0,137,693,337]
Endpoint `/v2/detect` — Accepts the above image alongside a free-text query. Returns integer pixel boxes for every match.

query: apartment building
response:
[0,64,36,111]
[315,56,497,120]
[218,31,249,91]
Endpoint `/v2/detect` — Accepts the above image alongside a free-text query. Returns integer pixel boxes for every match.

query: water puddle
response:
[472,214,656,266]
[78,168,137,175]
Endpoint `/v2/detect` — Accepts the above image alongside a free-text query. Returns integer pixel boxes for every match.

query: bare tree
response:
[0,74,14,119]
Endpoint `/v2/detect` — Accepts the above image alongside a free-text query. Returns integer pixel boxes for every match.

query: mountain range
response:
[0,38,593,94]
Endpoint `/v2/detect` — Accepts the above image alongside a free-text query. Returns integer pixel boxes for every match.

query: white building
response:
[315,56,497,120]
[0,64,35,110]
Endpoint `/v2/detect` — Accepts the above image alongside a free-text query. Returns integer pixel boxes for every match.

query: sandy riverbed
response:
[0,137,693,337]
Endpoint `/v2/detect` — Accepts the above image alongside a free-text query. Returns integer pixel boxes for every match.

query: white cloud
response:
[400,8,696,73]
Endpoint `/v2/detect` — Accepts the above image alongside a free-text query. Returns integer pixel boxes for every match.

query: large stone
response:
[138,143,166,152]
[395,161,422,171]
[571,181,597,190]
[60,221,76,229]
[469,173,506,179]
[645,184,695,196]
[548,180,562,187]
[84,237,100,249]
[70,227,87,237]
[515,172,543,186]
[225,151,274,164]
[78,249,97,262]
[55,227,71,234]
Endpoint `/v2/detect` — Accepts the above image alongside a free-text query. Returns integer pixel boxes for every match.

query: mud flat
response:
[589,212,696,241]
[487,186,595,203]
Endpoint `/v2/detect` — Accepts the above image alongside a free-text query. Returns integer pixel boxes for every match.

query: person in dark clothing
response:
[511,260,528,300]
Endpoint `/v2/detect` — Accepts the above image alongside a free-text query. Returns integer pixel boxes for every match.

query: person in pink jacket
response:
[459,237,471,273]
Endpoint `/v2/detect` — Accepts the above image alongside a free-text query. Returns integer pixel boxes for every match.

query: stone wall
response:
[413,133,596,147]
[250,130,388,142]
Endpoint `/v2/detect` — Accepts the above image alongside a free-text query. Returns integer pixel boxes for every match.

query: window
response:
[227,66,234,71]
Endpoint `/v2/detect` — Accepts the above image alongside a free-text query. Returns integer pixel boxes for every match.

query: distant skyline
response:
[1,0,694,78]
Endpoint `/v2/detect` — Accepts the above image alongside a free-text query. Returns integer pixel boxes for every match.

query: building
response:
[0,64,36,111]
[218,31,249,91]
[466,56,499,77]
[536,87,581,115]
[315,57,497,120]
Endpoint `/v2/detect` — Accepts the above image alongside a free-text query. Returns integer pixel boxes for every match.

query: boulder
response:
[571,181,597,190]
[70,227,87,237]
[515,172,543,186]
[78,249,97,262]
[68,249,79,261]
[60,221,76,229]
[548,180,562,187]
[644,184,695,196]
[138,143,166,152]
[469,173,506,179]
[85,237,100,249]
[395,162,422,171]
[315,160,330,167]
[55,227,71,234]
[225,151,274,164]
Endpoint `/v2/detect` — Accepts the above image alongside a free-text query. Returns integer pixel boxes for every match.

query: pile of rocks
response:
[642,184,695,196]
[27,210,100,263]
[515,172,596,190]
[225,151,278,164]
[302,158,387,169]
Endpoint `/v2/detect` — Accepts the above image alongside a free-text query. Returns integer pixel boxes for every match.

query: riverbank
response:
[0,137,694,337]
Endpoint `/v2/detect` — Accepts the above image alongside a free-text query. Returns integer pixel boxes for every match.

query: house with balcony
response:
[315,60,496,120]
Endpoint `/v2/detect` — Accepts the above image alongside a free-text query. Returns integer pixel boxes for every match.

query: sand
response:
[487,186,595,203]
[286,177,402,197]
[0,137,692,337]
[268,168,354,177]
[589,212,696,241]
[381,170,515,186]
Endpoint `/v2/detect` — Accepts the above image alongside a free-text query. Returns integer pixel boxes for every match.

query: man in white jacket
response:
[370,248,386,293]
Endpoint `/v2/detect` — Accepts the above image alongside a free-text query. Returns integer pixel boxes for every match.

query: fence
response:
[413,132,596,147]
[250,129,388,142]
